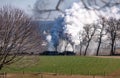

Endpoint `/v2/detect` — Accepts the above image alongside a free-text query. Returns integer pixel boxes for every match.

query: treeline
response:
[79,17,120,56]
[13,51,75,56]
[51,17,120,56]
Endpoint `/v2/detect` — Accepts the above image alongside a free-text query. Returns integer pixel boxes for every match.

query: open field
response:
[1,56,120,76]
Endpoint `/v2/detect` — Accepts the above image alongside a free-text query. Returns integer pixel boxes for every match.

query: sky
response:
[0,0,119,19]
[0,0,37,15]
[34,0,80,20]
[0,0,80,19]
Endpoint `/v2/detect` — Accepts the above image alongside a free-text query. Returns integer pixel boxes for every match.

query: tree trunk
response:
[71,44,74,52]
[64,42,68,55]
[0,64,3,70]
[110,39,115,56]
[96,24,104,56]
[84,40,90,56]
[110,32,117,56]
[55,47,57,52]
[110,44,114,55]
[114,43,116,55]
[80,45,82,55]
[96,38,102,56]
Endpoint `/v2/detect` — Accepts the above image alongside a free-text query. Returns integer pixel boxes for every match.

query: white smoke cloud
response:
[63,2,100,45]
[49,1,120,54]
[63,1,120,43]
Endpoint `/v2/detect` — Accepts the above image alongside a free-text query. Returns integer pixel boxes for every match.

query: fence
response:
[0,72,7,78]
[0,72,120,78]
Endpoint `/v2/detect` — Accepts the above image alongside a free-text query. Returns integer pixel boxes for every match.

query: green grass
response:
[1,56,120,75]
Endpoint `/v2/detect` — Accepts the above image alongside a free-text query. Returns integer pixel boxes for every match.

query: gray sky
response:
[0,0,37,15]
[0,0,80,19]
[34,0,80,20]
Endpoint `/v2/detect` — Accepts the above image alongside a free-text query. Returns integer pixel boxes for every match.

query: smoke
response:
[48,0,120,55]
[47,16,64,51]
[46,34,54,51]
[63,2,99,45]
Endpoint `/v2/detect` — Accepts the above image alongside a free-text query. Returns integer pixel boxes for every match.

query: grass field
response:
[1,56,120,76]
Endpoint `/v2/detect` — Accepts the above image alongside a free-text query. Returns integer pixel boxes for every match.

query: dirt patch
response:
[0,73,116,78]
[109,68,120,76]
[93,56,120,59]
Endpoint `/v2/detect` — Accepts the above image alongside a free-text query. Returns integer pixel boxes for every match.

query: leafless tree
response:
[80,0,120,56]
[83,24,97,56]
[0,6,41,69]
[81,0,120,10]
[64,39,69,52]
[96,17,107,56]
[62,33,70,55]
[106,18,120,55]
[78,32,83,55]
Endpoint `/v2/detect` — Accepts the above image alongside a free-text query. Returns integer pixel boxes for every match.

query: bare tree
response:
[78,32,83,55]
[63,33,71,55]
[0,6,41,69]
[81,0,120,10]
[83,24,97,56]
[64,39,69,52]
[96,17,107,56]
[106,18,120,55]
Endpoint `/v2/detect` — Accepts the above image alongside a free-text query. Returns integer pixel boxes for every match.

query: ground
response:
[1,56,120,78]
[1,73,119,78]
